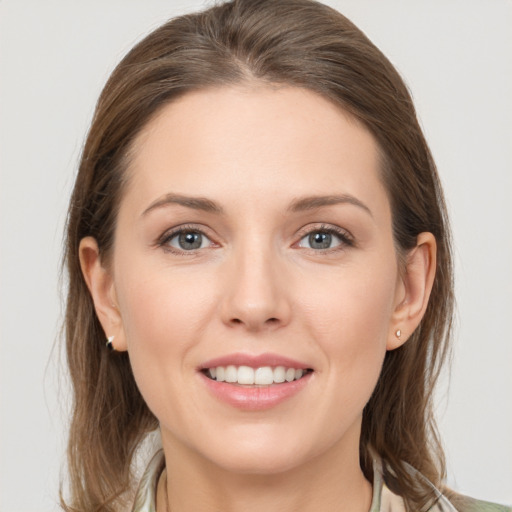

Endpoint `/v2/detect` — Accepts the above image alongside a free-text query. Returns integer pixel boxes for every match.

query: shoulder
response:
[395,459,511,512]
[373,455,510,512]
[448,494,512,512]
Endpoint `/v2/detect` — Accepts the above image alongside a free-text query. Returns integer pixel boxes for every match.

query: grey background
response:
[1,1,511,510]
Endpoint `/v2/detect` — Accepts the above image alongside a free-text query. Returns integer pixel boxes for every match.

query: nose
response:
[219,243,292,332]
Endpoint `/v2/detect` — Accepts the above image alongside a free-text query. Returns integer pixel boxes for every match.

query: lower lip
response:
[200,372,312,411]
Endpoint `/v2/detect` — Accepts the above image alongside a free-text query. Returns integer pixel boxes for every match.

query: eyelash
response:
[157,223,354,255]
[296,224,354,252]
[157,224,216,255]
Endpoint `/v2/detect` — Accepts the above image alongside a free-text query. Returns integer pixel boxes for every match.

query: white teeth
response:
[285,368,295,382]
[273,366,286,383]
[255,367,274,385]
[237,366,255,385]
[206,365,308,385]
[216,366,225,382]
[225,365,237,383]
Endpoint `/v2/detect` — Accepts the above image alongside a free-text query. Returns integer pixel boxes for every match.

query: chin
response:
[209,446,307,476]
[194,426,322,476]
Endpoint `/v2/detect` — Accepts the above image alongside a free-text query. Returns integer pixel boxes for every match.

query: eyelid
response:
[155,222,354,254]
[295,223,355,250]
[157,223,218,254]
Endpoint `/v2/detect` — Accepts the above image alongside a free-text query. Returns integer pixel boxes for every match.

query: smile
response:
[199,354,314,411]
[203,365,311,385]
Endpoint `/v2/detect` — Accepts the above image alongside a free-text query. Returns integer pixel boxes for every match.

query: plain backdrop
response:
[1,1,511,510]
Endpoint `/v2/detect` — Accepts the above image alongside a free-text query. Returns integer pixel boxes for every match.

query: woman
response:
[62,0,509,511]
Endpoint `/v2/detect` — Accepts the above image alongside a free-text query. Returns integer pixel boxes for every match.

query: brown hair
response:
[63,0,454,510]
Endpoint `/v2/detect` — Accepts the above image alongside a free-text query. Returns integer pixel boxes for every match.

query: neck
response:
[157,425,373,512]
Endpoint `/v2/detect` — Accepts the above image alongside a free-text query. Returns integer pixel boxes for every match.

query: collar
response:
[131,450,457,512]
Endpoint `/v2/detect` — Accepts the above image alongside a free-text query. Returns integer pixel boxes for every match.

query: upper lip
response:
[199,352,312,370]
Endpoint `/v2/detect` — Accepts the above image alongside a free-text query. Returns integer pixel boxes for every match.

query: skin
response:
[80,85,436,512]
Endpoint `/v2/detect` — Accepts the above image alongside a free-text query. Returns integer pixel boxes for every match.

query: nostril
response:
[229,317,280,327]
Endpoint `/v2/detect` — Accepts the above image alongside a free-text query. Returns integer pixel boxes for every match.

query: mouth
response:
[198,353,314,410]
[201,365,314,386]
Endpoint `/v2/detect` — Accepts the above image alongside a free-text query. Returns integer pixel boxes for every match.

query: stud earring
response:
[395,329,401,339]
[106,336,115,351]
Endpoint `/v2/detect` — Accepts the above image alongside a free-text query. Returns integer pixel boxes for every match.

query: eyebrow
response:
[141,192,372,218]
[287,194,373,217]
[142,193,224,217]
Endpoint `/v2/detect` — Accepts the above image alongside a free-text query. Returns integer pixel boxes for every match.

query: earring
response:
[395,329,401,339]
[106,336,115,351]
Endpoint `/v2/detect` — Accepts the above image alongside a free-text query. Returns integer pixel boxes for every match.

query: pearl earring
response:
[106,336,115,351]
[395,329,401,339]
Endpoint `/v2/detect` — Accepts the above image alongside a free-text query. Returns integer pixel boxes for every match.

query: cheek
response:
[299,260,397,341]
[297,260,397,387]
[117,260,214,346]
[114,260,217,408]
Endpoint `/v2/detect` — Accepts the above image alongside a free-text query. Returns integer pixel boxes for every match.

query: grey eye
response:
[298,230,342,250]
[168,231,209,250]
[309,232,332,249]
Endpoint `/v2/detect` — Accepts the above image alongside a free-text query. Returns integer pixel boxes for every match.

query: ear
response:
[79,236,127,351]
[387,232,437,350]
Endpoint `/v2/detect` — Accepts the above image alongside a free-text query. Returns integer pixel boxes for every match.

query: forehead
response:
[123,85,388,217]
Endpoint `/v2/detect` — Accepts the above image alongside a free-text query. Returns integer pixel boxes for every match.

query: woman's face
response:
[107,86,407,474]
